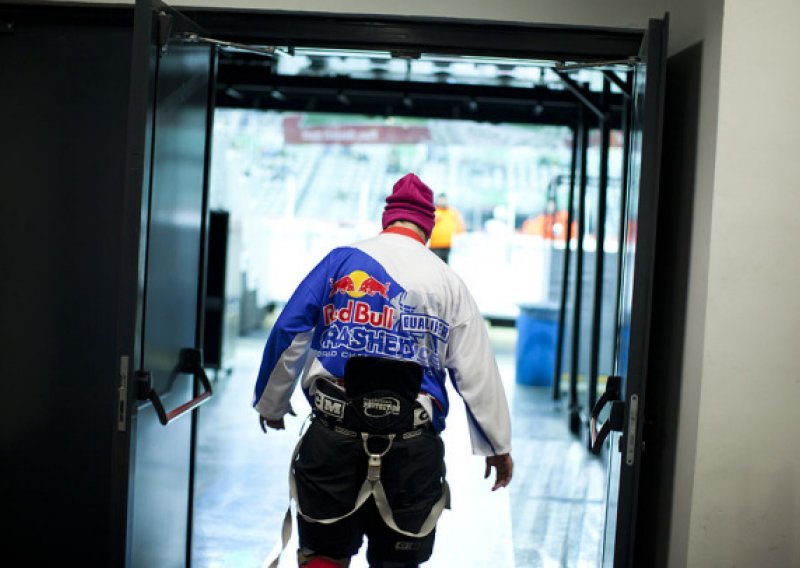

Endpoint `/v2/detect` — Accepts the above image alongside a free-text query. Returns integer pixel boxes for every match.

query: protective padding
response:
[344,357,422,399]
[343,357,423,432]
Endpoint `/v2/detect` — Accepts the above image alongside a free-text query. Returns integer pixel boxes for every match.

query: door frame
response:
[184,10,644,62]
[109,0,159,563]
[188,10,666,568]
[111,1,217,566]
[109,7,664,567]
[0,3,668,567]
[611,17,669,566]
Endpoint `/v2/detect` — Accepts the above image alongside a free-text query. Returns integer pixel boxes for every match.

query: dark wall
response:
[0,10,133,564]
[634,41,703,566]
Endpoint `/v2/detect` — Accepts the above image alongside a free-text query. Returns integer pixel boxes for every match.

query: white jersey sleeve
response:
[444,292,512,456]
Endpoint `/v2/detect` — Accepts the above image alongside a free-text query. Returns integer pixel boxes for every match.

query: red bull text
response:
[323,300,395,329]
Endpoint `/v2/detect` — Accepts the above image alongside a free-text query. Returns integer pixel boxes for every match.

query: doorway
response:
[0,3,667,567]
[191,44,632,567]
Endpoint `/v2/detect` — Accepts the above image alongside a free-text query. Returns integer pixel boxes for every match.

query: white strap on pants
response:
[265,428,450,568]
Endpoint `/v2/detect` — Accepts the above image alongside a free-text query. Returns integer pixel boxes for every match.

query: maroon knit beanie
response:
[381,173,436,239]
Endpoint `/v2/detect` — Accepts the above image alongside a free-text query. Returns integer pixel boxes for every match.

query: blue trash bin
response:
[515,303,560,386]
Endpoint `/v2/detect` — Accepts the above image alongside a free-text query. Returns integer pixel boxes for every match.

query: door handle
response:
[590,374,623,454]
[136,348,214,425]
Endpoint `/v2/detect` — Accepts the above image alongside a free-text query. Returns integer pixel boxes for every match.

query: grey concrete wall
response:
[684,1,800,565]
[661,2,724,567]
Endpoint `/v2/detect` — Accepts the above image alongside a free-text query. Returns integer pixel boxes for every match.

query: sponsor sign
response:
[284,115,431,145]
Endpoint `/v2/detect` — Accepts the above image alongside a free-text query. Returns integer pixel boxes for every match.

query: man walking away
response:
[254,173,513,567]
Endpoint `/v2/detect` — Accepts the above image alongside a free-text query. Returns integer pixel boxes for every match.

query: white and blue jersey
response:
[253,230,511,456]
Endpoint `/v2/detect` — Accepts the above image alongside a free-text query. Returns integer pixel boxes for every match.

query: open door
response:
[119,1,216,565]
[593,17,668,568]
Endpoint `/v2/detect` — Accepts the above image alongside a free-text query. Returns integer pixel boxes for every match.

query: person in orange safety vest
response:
[429,193,465,264]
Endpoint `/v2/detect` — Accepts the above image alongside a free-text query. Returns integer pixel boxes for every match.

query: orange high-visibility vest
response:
[430,207,465,249]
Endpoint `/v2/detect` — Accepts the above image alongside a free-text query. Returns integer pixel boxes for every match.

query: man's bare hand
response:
[484,453,513,491]
[258,405,296,433]
[259,416,285,433]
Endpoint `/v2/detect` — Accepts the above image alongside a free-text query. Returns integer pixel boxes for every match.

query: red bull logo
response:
[323,300,395,329]
[329,270,391,299]
[329,275,355,297]
[359,276,390,298]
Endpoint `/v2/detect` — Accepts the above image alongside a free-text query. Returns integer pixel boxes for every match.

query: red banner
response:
[283,115,431,145]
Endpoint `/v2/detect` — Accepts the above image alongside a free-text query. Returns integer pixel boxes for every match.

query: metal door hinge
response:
[116,356,129,432]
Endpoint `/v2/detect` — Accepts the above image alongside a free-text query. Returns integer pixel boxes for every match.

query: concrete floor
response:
[192,326,607,567]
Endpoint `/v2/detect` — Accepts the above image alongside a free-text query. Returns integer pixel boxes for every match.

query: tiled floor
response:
[192,327,607,567]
